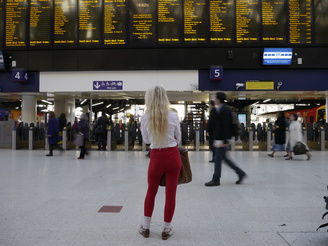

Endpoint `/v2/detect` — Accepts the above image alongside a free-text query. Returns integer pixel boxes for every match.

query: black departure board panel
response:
[104,0,127,45]
[262,0,286,43]
[129,0,156,46]
[236,0,260,43]
[54,0,77,46]
[158,0,182,44]
[79,0,102,45]
[210,0,234,43]
[314,0,328,44]
[289,0,312,44]
[0,0,4,47]
[30,0,52,47]
[5,0,28,47]
[1,0,328,49]
[184,0,207,43]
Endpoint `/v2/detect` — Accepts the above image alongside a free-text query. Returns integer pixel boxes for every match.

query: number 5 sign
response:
[210,67,223,80]
[12,70,29,82]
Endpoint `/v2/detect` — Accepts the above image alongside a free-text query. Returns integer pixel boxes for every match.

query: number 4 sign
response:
[12,70,29,82]
[210,67,224,80]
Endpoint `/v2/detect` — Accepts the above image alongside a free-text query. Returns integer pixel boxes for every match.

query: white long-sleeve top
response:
[141,111,181,149]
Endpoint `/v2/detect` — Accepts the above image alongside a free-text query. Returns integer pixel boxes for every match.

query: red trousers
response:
[144,146,181,223]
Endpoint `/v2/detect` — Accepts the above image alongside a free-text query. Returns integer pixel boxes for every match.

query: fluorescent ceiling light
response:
[81,99,87,105]
[106,104,112,108]
[92,102,104,106]
[112,107,119,110]
[41,100,52,104]
[263,99,271,103]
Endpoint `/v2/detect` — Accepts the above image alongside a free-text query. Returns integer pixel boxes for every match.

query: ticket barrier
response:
[12,123,29,149]
[28,123,46,150]
[307,124,325,151]
[62,127,76,150]
[0,120,15,149]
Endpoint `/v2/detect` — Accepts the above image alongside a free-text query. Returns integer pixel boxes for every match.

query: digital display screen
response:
[314,0,328,44]
[79,0,103,46]
[238,113,247,125]
[104,0,127,45]
[5,0,28,47]
[236,0,260,44]
[54,0,78,46]
[263,48,293,65]
[129,0,156,46]
[289,0,312,44]
[184,0,207,44]
[30,0,52,47]
[210,0,234,43]
[158,0,182,44]
[0,0,4,48]
[262,0,286,43]
[1,0,328,49]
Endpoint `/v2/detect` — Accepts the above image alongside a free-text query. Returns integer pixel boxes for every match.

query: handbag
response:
[73,133,84,147]
[159,150,192,186]
[293,141,307,155]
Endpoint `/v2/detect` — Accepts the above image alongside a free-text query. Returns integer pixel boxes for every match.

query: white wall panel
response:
[40,70,198,92]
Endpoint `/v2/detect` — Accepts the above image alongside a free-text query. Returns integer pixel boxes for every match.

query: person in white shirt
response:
[139,86,181,240]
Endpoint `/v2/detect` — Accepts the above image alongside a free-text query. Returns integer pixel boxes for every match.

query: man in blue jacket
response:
[205,92,247,186]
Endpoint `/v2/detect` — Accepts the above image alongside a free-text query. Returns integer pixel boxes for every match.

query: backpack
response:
[231,112,240,137]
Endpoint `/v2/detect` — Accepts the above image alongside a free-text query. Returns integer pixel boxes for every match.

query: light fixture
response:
[106,104,112,108]
[81,99,87,105]
[263,99,271,103]
[41,100,52,104]
[112,107,119,110]
[92,102,104,106]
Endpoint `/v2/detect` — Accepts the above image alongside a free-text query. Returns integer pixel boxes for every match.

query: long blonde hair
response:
[145,86,170,143]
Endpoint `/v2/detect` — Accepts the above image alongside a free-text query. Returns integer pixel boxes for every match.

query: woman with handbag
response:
[285,113,311,160]
[139,86,181,240]
[77,113,89,160]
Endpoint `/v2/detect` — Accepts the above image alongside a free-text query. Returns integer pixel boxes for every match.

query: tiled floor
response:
[0,149,328,246]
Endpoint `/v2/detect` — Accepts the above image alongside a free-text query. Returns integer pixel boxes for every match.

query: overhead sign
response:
[246,81,274,90]
[12,70,29,82]
[210,67,223,80]
[93,81,123,90]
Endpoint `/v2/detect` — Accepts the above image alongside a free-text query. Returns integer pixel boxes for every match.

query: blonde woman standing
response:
[139,86,181,240]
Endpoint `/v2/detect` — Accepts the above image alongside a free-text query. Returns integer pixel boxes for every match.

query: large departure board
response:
[184,0,207,43]
[289,0,312,44]
[262,0,286,43]
[129,0,156,46]
[30,0,52,47]
[104,0,127,45]
[0,0,4,47]
[210,0,234,43]
[5,0,28,47]
[314,0,328,44]
[54,0,77,46]
[1,0,328,49]
[79,0,102,45]
[158,0,182,45]
[236,0,260,43]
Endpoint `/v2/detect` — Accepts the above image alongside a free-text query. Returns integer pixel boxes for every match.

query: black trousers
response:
[209,138,215,161]
[79,138,88,158]
[97,134,107,150]
[212,147,245,182]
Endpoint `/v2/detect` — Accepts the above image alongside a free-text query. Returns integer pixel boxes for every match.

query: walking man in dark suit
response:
[205,92,247,186]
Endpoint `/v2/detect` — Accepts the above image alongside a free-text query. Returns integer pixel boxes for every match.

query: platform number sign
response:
[12,70,29,82]
[210,67,223,80]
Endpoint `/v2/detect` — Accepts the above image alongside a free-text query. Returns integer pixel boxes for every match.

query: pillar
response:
[22,95,37,124]
[55,98,76,124]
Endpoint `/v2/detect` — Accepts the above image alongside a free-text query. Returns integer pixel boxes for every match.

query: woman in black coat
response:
[268,112,287,157]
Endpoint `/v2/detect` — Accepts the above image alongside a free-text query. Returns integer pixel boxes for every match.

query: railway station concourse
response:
[1,0,328,245]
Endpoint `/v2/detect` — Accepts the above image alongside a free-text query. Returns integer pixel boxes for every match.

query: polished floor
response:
[0,149,328,246]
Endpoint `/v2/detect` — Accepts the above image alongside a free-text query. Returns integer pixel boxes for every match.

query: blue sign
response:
[210,67,223,80]
[12,70,29,82]
[93,81,123,90]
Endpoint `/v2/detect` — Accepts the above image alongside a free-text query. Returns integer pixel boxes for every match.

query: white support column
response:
[55,98,75,124]
[22,95,37,124]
